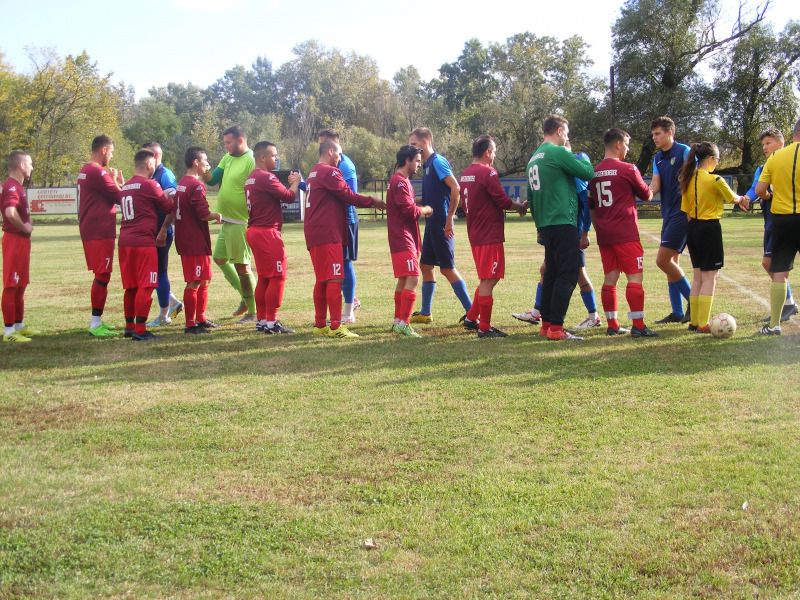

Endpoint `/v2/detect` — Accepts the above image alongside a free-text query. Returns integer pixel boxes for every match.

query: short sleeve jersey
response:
[526,143,594,228]
[460,163,513,247]
[759,142,800,215]
[421,152,454,227]
[245,169,296,230]
[216,151,255,222]
[338,153,359,225]
[303,162,374,250]
[653,141,691,220]
[588,158,651,246]
[153,164,178,232]
[386,172,422,254]
[680,170,736,220]
[77,162,120,241]
[1,178,30,235]
[174,176,212,256]
[118,176,175,247]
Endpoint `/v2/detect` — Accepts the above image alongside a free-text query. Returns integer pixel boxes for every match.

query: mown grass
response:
[1,214,799,599]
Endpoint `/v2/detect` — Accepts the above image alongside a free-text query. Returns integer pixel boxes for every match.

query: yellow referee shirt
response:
[759,142,800,214]
[681,169,737,220]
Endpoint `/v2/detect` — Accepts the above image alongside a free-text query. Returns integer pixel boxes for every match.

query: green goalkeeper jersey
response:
[215,150,255,222]
[526,143,594,228]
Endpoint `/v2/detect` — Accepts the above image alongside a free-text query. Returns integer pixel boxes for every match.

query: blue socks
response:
[342,260,356,303]
[788,283,793,302]
[421,281,436,316]
[668,280,687,316]
[451,279,472,311]
[156,270,170,308]
[580,289,597,313]
[535,282,542,309]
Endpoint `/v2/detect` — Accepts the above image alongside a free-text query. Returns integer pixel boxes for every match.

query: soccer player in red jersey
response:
[77,135,124,337]
[588,128,658,337]
[460,135,527,338]
[245,141,300,334]
[174,147,221,334]
[304,140,385,338]
[118,149,175,341]
[2,152,37,343]
[386,145,433,337]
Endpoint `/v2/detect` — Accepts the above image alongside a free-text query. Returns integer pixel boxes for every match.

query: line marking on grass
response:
[639,229,771,309]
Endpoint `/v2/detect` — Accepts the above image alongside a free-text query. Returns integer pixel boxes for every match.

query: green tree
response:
[0,54,31,159]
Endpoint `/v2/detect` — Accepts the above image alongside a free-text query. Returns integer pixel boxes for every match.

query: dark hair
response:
[679,141,718,194]
[319,139,338,156]
[7,151,30,171]
[184,146,206,169]
[317,128,339,141]
[759,128,784,144]
[650,116,676,134]
[223,126,245,140]
[134,149,156,169]
[603,127,630,147]
[543,115,568,136]
[395,145,422,170]
[409,127,433,143]
[472,135,494,158]
[91,135,114,152]
[253,141,276,157]
[141,142,161,152]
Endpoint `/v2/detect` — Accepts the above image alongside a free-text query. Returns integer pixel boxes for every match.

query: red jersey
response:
[386,172,422,254]
[77,162,120,241]
[1,178,30,235]
[460,163,513,247]
[588,158,651,246]
[245,169,296,229]
[303,162,374,250]
[118,176,174,248]
[174,176,212,256]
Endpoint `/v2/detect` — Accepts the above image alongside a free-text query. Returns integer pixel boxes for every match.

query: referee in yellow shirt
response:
[679,142,748,333]
[756,119,800,334]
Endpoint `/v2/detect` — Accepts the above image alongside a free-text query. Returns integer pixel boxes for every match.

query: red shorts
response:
[599,241,644,275]
[247,227,287,279]
[309,243,344,282]
[391,249,420,278]
[181,255,212,282]
[2,233,31,287]
[471,243,505,279]
[82,238,115,274]
[118,246,158,289]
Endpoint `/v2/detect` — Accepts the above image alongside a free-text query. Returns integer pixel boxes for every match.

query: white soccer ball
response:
[710,312,737,339]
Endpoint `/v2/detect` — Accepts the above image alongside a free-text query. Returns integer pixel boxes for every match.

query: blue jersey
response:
[653,141,691,221]
[746,165,773,231]
[422,152,454,228]
[574,152,591,231]
[153,164,177,232]
[338,153,359,224]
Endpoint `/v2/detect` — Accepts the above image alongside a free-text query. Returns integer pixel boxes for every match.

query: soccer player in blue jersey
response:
[650,116,693,325]
[141,143,183,327]
[407,127,474,327]
[745,129,798,323]
[317,129,361,324]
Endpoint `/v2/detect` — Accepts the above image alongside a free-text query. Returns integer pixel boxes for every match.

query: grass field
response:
[2,214,799,599]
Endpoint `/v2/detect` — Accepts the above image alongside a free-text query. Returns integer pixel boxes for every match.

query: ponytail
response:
[679,141,718,194]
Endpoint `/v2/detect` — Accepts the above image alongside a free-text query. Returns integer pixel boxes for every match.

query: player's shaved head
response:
[141,142,161,152]
[253,141,276,157]
[91,135,114,152]
[603,127,630,148]
[650,116,676,134]
[7,151,31,171]
[319,139,338,156]
[317,128,339,141]
[760,129,784,144]
[184,146,207,168]
[223,126,246,140]
[134,149,155,169]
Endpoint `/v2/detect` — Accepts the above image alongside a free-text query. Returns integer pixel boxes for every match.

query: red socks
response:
[466,288,481,322]
[198,284,209,323]
[124,288,137,334]
[327,281,343,329]
[394,291,402,320]
[478,295,493,332]
[134,287,155,335]
[400,289,416,323]
[184,287,198,327]
[255,278,269,321]
[626,283,645,329]
[313,282,327,328]
[601,285,619,329]
[266,278,285,321]
[91,272,111,312]
[2,287,16,325]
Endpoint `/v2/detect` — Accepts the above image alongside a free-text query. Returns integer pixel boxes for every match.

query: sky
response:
[0,0,795,98]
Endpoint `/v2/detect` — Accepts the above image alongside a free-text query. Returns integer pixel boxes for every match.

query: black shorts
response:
[420,222,456,269]
[687,219,723,271]
[770,213,800,272]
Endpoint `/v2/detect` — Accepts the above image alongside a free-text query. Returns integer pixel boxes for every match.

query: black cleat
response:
[266,321,295,334]
[781,303,798,322]
[606,326,630,336]
[124,328,134,338]
[196,320,219,329]
[631,326,659,337]
[687,324,698,332]
[131,330,162,341]
[680,304,691,324]
[478,327,508,338]
[759,324,781,335]
[655,312,682,324]
[184,325,211,334]
[461,315,480,330]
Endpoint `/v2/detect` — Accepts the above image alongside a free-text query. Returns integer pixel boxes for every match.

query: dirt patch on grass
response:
[0,401,90,432]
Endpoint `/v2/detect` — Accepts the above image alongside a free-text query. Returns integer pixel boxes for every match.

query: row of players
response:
[2,116,799,341]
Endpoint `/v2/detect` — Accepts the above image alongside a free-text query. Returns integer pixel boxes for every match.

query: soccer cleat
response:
[147,315,172,327]
[3,331,31,343]
[687,324,698,332]
[409,311,432,324]
[695,325,711,334]
[393,322,421,337]
[184,325,211,334]
[327,325,359,338]
[575,316,602,329]
[478,327,508,338]
[511,310,541,324]
[124,328,135,338]
[89,325,119,338]
[606,326,631,336]
[655,312,682,324]
[681,305,691,324]
[267,321,295,334]
[167,302,183,319]
[781,303,799,322]
[131,330,162,341]
[100,322,117,330]
[232,301,248,317]
[461,316,480,330]
[546,328,583,341]
[256,321,268,332]
[312,325,331,336]
[236,314,257,325]
[342,315,356,324]
[759,324,781,335]
[353,297,362,310]
[196,319,219,329]
[15,326,40,336]
[630,326,659,337]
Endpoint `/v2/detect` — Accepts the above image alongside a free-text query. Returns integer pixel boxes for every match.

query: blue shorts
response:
[343,220,358,261]
[156,230,173,273]
[660,213,688,253]
[420,223,456,269]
